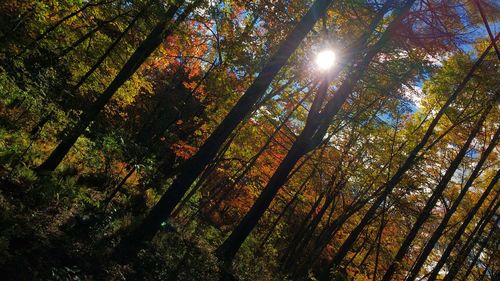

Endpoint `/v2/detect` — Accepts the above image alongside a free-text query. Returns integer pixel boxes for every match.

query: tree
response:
[380,100,494,281]
[328,35,498,273]
[114,0,336,257]
[406,126,500,280]
[216,0,418,264]
[36,0,197,171]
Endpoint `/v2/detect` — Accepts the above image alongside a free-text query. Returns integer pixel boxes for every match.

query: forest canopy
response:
[0,0,499,280]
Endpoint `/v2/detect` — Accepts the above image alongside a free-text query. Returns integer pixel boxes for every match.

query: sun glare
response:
[315,49,336,71]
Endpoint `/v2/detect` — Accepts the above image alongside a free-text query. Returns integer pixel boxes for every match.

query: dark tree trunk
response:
[406,127,500,281]
[113,0,336,259]
[174,84,313,218]
[461,223,495,281]
[426,181,500,281]
[372,201,387,281]
[56,10,131,60]
[282,187,327,267]
[216,135,313,263]
[380,103,493,281]
[36,1,191,172]
[442,215,499,281]
[328,30,497,272]
[16,0,113,57]
[258,168,315,250]
[72,2,149,92]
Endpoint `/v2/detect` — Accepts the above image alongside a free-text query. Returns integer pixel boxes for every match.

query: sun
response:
[315,49,336,71]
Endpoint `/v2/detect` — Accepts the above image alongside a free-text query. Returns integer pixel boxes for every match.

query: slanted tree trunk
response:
[372,201,387,281]
[113,0,336,258]
[174,83,314,218]
[406,126,500,281]
[281,184,327,267]
[297,163,392,276]
[441,215,499,281]
[425,176,500,281]
[55,9,131,60]
[461,223,496,281]
[36,1,193,172]
[216,0,411,264]
[380,102,493,281]
[216,130,315,263]
[328,33,498,272]
[71,2,150,92]
[258,167,315,250]
[16,0,114,57]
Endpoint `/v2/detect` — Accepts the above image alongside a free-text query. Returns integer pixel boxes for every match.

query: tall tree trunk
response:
[461,223,495,281]
[113,0,336,258]
[282,186,327,267]
[36,1,192,172]
[405,127,500,281]
[72,2,150,92]
[288,193,336,268]
[328,34,498,272]
[441,215,499,281]
[215,1,402,262]
[298,164,394,276]
[426,182,500,281]
[380,102,493,281]
[16,0,114,57]
[372,201,387,281]
[174,83,313,218]
[56,10,131,60]
[216,132,316,263]
[258,168,315,250]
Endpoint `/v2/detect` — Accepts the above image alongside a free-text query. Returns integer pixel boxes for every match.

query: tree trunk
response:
[258,168,315,250]
[36,1,191,172]
[372,201,387,281]
[442,215,499,281]
[175,84,313,218]
[328,30,497,272]
[113,0,336,259]
[426,185,500,281]
[461,223,495,281]
[216,135,313,263]
[406,127,500,281]
[72,2,149,92]
[381,102,493,281]
[56,9,131,60]
[282,187,327,267]
[16,0,113,57]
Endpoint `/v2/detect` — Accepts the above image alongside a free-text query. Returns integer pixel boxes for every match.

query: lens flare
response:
[315,50,336,71]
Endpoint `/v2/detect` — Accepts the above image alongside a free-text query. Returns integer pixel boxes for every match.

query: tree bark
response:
[461,223,495,281]
[405,127,500,281]
[113,0,336,259]
[36,1,191,172]
[216,134,315,263]
[56,9,131,60]
[328,31,498,272]
[426,182,500,281]
[72,2,150,92]
[258,168,315,250]
[381,102,493,281]
[442,215,499,281]
[16,0,114,57]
